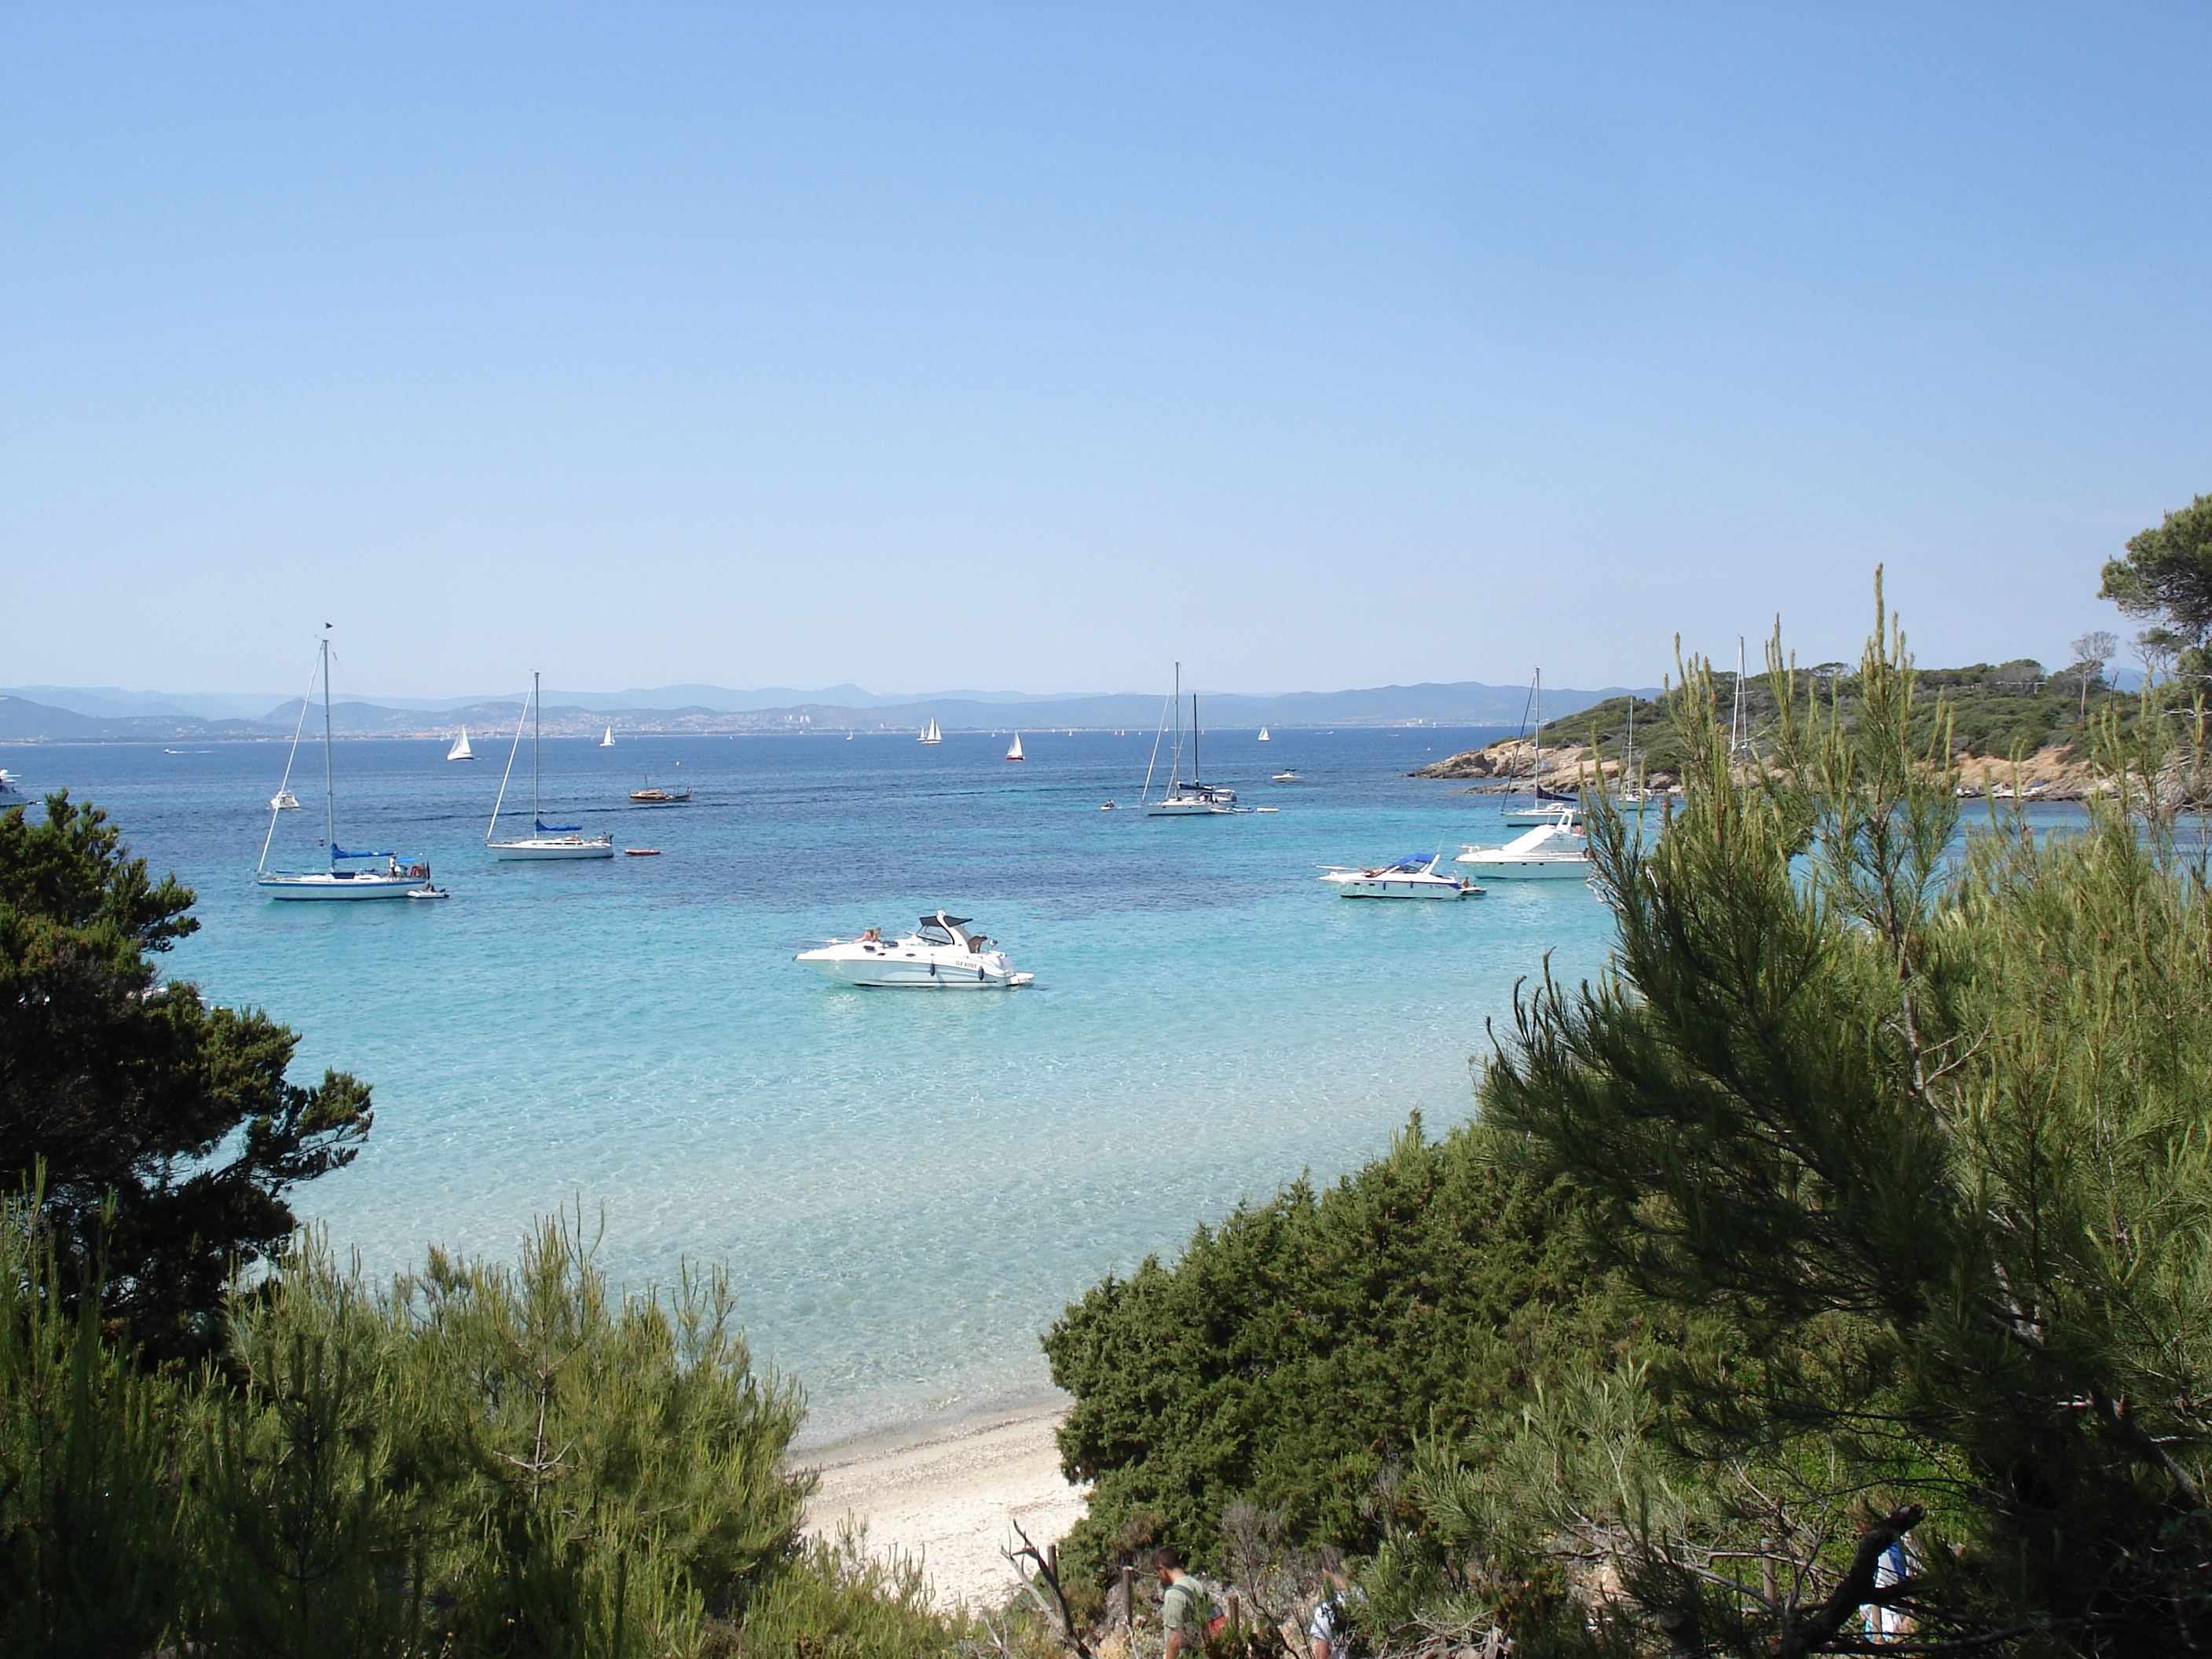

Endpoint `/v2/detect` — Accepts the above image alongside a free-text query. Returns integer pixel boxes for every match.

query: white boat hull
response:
[258,872,424,900]
[1454,855,1591,881]
[1323,874,1478,899]
[489,836,617,861]
[797,953,1031,988]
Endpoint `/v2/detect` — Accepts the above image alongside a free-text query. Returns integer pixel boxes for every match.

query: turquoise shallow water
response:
[17,729,1621,1441]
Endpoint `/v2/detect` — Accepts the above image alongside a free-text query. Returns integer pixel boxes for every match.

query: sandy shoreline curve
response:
[794,1394,1089,1610]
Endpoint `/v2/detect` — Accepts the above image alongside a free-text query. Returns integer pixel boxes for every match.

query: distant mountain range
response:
[1,679,1654,744]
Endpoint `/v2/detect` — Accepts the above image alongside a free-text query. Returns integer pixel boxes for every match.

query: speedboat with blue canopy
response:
[256,631,440,900]
[487,672,615,860]
[1318,852,1481,899]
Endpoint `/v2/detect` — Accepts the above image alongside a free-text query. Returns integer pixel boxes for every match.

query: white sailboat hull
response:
[1145,798,1234,815]
[258,871,424,900]
[489,836,617,860]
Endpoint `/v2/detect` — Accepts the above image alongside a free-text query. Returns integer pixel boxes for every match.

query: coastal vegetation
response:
[1413,643,2152,793]
[0,792,989,1656]
[1052,586,2212,1655]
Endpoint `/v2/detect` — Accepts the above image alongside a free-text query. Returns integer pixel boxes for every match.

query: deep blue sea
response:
[15,728,1626,1441]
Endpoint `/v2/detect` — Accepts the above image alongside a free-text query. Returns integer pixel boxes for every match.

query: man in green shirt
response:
[1152,1545,1225,1658]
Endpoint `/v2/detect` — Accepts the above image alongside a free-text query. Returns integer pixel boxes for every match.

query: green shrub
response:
[0,1199,980,1657]
[1043,1119,1638,1598]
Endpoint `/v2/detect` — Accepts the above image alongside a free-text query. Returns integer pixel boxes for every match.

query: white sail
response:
[918,719,942,745]
[1258,727,1270,742]
[600,726,615,747]
[1007,733,1025,760]
[448,727,475,762]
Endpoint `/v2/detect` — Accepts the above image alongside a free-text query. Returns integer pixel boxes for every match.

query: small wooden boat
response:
[624,848,661,856]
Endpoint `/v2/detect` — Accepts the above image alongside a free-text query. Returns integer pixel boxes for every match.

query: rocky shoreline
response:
[1410,734,2124,803]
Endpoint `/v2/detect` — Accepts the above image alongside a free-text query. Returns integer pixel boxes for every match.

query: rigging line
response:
[1141,691,1172,804]
[257,650,320,873]
[488,678,531,840]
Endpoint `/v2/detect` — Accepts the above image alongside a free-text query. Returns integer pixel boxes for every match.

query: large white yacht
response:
[1318,853,1482,899]
[795,913,1034,988]
[1455,812,1594,881]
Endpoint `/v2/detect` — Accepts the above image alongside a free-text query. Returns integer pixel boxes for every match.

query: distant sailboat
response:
[600,726,615,748]
[1258,727,1271,742]
[448,728,475,762]
[1006,733,1025,761]
[918,719,943,745]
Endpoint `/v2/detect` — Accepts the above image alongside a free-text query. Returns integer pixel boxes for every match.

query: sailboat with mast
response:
[1006,733,1025,761]
[917,718,943,745]
[256,630,439,899]
[1143,664,1238,815]
[1501,668,1580,827]
[486,672,616,860]
[447,728,475,761]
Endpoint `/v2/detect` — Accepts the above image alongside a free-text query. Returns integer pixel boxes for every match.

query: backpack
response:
[1168,1575,1233,1650]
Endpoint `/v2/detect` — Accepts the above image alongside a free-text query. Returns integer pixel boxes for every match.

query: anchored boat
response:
[1319,852,1481,899]
[486,672,615,860]
[257,630,441,900]
[795,913,1034,988]
[1455,811,1593,881]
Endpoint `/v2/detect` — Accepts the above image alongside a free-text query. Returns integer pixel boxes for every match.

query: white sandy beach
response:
[797,1397,1089,1610]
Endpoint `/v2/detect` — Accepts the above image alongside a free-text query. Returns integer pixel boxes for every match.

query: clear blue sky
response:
[5,3,2209,697]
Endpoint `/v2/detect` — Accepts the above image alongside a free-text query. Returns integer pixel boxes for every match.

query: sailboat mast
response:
[532,671,542,822]
[1533,668,1544,796]
[1731,638,1745,759]
[321,632,336,865]
[1192,694,1200,785]
[1172,661,1183,786]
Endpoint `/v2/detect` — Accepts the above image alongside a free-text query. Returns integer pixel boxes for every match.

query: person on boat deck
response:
[859,927,881,943]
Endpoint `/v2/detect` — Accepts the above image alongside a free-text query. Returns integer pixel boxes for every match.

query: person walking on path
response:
[1154,1545,1225,1659]
[1308,1546,1364,1659]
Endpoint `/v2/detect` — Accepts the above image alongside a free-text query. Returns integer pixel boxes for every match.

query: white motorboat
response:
[1319,853,1482,899]
[795,913,1034,988]
[448,728,475,762]
[1006,733,1025,760]
[0,768,16,795]
[1142,669,1239,815]
[256,632,440,901]
[917,719,943,745]
[1455,813,1594,881]
[1272,768,1298,782]
[487,672,615,860]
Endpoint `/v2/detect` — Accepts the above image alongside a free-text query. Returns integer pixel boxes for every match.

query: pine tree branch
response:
[1776,1503,1922,1658]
